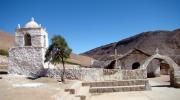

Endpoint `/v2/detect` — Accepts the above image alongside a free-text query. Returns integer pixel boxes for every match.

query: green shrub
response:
[0,49,8,56]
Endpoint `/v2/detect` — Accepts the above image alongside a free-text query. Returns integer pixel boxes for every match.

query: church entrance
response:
[146,59,171,87]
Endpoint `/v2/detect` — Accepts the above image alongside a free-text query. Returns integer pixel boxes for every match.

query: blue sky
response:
[0,0,180,54]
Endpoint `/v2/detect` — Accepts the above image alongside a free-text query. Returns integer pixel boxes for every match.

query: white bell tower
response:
[8,17,49,78]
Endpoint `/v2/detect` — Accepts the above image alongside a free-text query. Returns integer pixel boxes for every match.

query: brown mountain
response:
[0,31,15,50]
[82,29,180,65]
[69,53,93,67]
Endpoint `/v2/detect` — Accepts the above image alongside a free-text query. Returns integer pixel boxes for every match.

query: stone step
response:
[64,81,90,100]
[75,86,90,100]
[175,77,180,82]
[56,91,80,100]
[0,65,7,70]
[175,82,180,88]
[82,79,148,87]
[0,69,8,74]
[89,85,146,93]
[65,81,82,94]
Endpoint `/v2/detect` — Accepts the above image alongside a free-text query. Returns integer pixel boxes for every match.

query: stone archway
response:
[140,53,180,87]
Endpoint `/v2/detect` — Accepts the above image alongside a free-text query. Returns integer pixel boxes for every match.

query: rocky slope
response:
[82,29,180,65]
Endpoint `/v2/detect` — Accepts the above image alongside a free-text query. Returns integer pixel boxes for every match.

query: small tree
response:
[45,35,72,82]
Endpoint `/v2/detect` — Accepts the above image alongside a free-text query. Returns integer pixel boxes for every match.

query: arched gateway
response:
[140,53,180,87]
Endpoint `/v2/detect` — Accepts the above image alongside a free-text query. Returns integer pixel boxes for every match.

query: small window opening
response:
[132,62,140,70]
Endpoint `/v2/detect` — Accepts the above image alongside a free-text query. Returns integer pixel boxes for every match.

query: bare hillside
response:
[69,53,93,67]
[0,31,15,50]
[82,29,180,65]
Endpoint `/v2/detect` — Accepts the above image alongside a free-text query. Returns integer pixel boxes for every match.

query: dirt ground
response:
[0,74,180,100]
[0,74,78,100]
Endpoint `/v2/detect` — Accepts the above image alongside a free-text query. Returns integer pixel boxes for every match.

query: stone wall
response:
[46,68,147,81]
[119,51,149,70]
[121,69,147,80]
[8,47,45,77]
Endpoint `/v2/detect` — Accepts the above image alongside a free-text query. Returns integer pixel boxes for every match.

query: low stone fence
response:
[46,68,147,81]
[121,69,147,80]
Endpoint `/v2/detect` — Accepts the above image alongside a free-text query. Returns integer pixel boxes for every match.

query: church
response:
[93,48,171,78]
[8,18,48,77]
[6,18,180,89]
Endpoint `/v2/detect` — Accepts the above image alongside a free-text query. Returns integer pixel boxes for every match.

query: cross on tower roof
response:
[31,17,34,21]
[155,48,159,54]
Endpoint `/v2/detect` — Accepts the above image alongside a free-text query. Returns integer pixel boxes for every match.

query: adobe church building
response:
[105,48,170,78]
[8,18,48,77]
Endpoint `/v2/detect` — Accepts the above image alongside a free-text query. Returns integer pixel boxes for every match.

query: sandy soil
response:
[0,74,78,100]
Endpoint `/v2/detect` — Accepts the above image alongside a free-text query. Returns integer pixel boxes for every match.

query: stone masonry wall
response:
[46,68,147,81]
[8,47,45,77]
[16,28,46,48]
